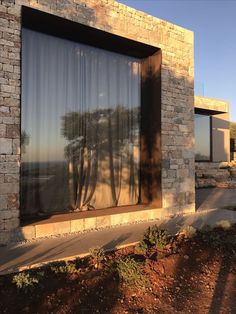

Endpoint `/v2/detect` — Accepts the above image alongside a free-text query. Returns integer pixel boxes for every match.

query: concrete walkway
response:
[1,207,236,275]
[196,188,236,210]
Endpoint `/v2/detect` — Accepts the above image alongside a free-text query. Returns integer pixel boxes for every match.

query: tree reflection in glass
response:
[21,28,141,218]
[62,106,140,211]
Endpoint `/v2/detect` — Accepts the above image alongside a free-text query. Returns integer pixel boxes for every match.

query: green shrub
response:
[135,240,148,255]
[12,272,39,291]
[198,227,223,248]
[89,246,105,268]
[203,233,223,248]
[50,261,77,274]
[143,225,167,249]
[116,256,148,287]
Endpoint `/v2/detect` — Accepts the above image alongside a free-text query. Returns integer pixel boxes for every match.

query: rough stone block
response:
[0,124,6,137]
[4,173,19,182]
[0,161,19,173]
[7,193,19,209]
[0,195,7,210]
[2,64,13,73]
[6,124,20,138]
[0,106,10,116]
[0,84,15,93]
[12,138,20,154]
[0,138,12,154]
[0,183,19,194]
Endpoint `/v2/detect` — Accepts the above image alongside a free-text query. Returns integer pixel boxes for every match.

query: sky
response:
[118,0,236,121]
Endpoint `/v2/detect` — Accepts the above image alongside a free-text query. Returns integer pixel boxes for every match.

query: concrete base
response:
[16,205,195,242]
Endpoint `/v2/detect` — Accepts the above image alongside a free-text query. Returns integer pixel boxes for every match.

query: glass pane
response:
[21,28,141,218]
[195,114,211,161]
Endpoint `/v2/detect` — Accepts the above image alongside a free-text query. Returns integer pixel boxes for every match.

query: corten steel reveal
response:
[0,0,195,244]
[140,52,162,207]
[21,6,158,58]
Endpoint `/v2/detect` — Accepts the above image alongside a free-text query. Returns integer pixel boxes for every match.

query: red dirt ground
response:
[1,226,236,314]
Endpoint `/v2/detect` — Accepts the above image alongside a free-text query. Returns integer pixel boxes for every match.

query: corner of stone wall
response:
[160,22,195,214]
[0,1,21,245]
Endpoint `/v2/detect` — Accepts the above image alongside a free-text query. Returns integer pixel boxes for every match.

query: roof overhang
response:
[194,96,229,115]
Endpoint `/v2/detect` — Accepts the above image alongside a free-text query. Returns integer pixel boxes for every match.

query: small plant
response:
[12,272,39,291]
[181,226,197,238]
[89,246,105,268]
[143,225,167,249]
[216,220,231,230]
[50,261,77,274]
[116,256,149,287]
[135,240,148,255]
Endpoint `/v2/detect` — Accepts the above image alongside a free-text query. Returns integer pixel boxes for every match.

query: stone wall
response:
[196,161,236,188]
[0,0,195,244]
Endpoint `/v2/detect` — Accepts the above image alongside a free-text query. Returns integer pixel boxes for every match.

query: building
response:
[194,96,232,189]
[194,96,230,163]
[0,0,206,245]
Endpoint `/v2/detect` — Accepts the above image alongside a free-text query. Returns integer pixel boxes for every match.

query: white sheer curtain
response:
[21,28,141,217]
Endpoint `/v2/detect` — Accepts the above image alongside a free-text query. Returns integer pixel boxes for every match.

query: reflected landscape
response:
[21,28,141,219]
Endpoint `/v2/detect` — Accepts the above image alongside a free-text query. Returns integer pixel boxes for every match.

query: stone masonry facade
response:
[0,0,195,244]
[196,161,236,189]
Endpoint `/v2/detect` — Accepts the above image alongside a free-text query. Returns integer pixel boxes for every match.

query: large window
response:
[195,113,211,161]
[21,28,141,218]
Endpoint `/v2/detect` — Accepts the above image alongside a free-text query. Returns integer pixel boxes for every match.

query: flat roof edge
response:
[194,95,229,114]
